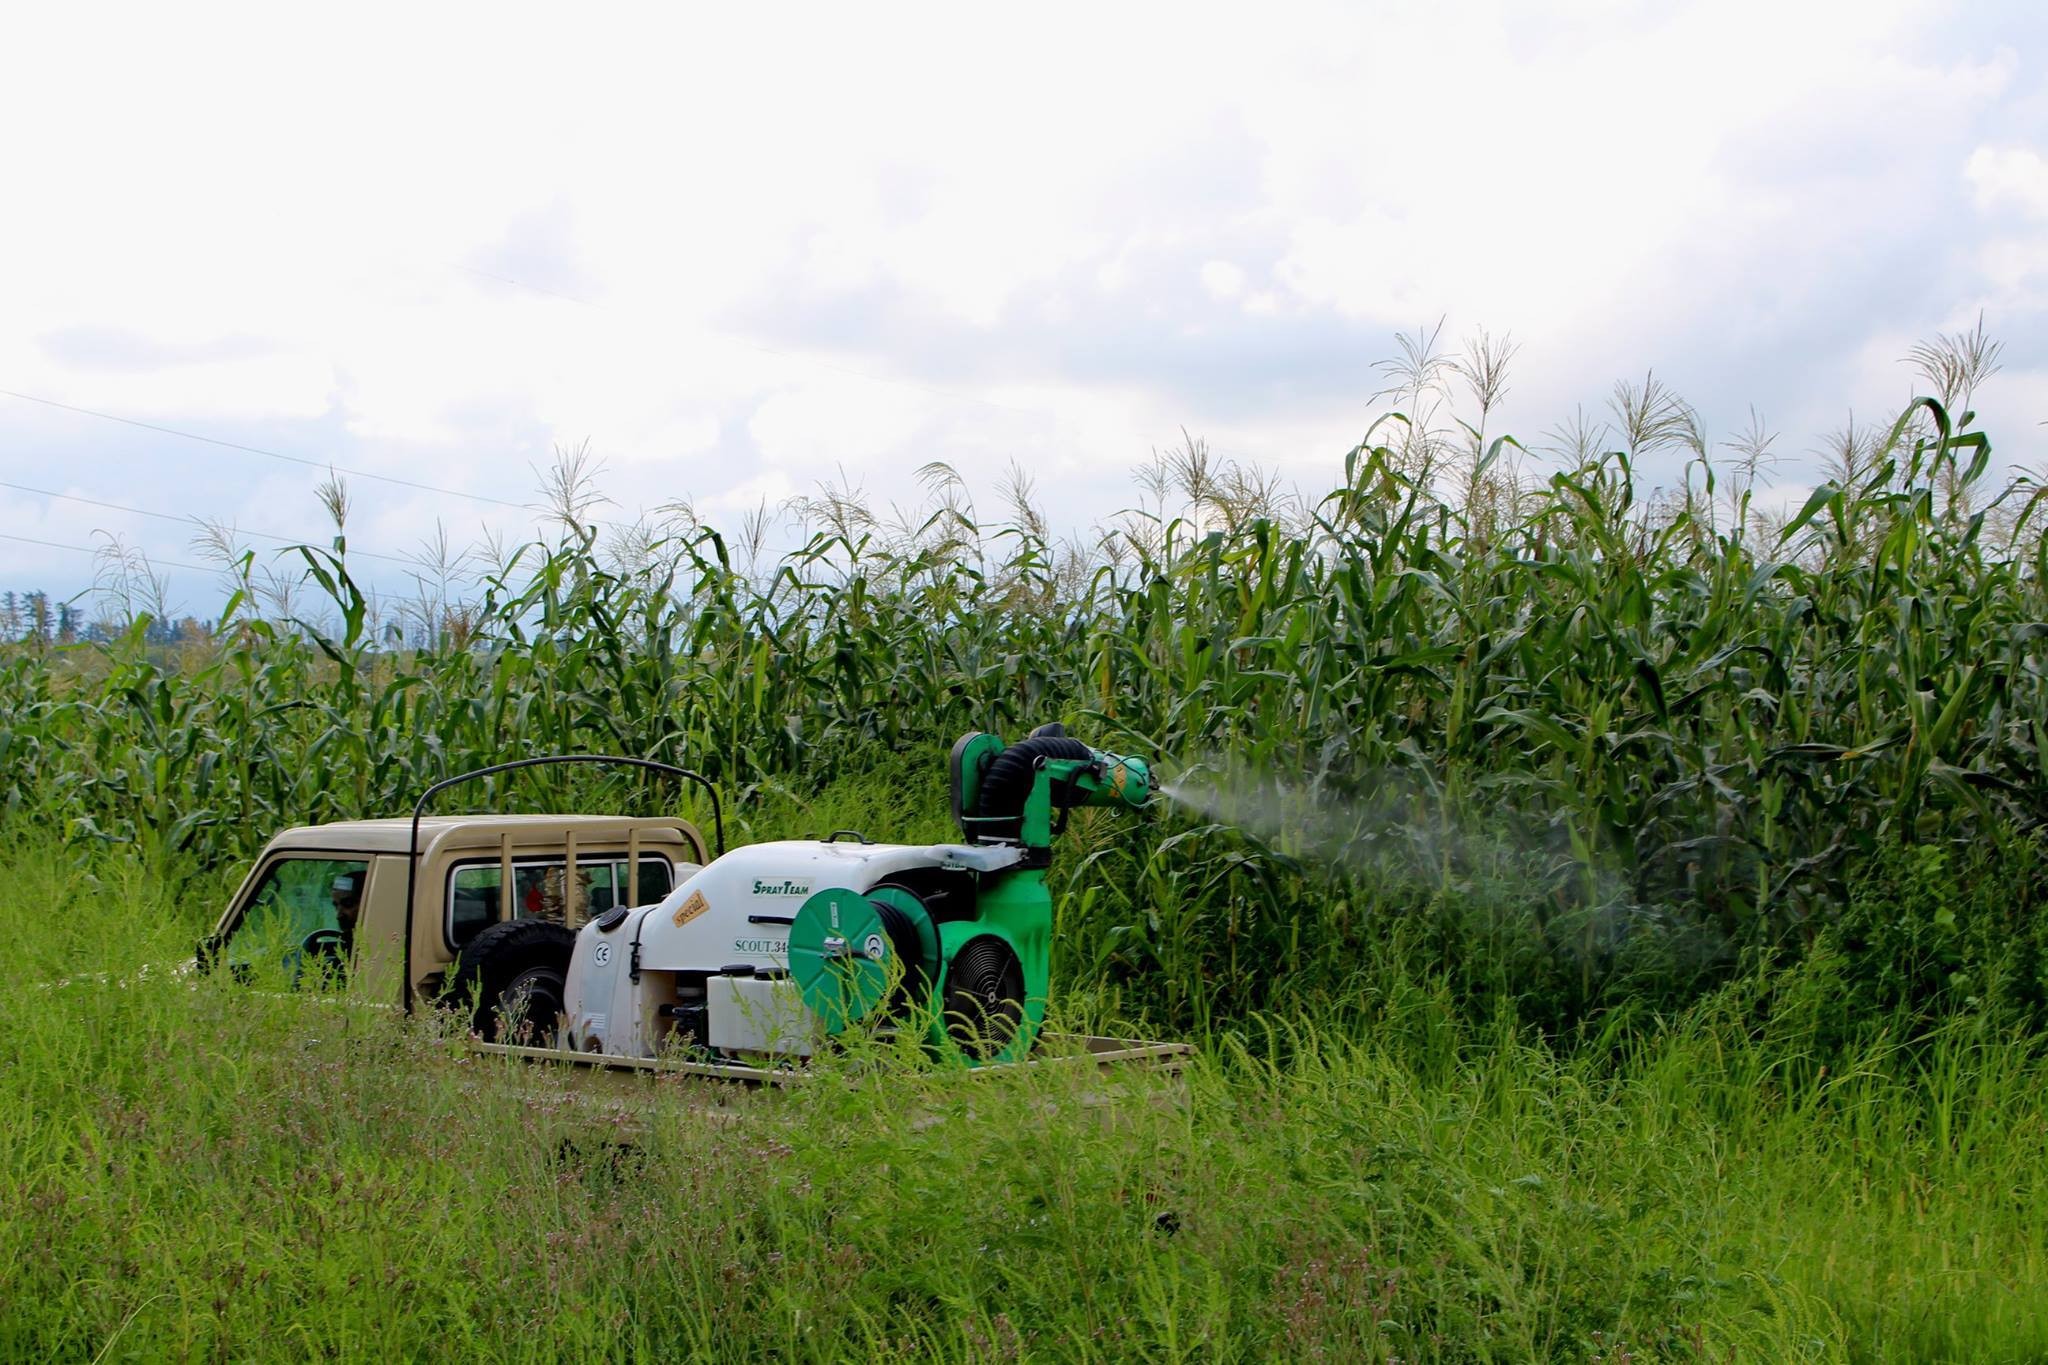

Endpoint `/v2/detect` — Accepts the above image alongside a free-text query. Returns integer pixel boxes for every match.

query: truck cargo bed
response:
[469,1031,1192,1086]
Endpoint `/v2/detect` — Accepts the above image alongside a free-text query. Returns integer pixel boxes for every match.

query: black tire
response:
[451,920,577,1044]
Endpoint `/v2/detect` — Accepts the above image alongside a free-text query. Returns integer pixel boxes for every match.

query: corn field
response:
[4,378,2045,1026]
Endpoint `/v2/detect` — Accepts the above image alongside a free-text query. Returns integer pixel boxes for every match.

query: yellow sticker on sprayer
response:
[673,889,710,927]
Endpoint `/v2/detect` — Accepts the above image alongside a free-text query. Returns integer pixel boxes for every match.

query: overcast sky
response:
[3,0,2044,614]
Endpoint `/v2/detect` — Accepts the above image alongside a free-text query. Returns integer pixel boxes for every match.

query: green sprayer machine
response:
[558,725,1153,1066]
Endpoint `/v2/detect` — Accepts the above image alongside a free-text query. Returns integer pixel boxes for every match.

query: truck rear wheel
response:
[451,920,577,1044]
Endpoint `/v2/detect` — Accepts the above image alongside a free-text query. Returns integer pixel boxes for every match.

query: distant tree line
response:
[0,590,206,646]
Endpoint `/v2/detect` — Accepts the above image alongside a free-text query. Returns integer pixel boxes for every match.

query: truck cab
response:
[204,814,708,1030]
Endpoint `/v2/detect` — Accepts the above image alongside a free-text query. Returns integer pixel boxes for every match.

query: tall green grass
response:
[5,831,2046,1361]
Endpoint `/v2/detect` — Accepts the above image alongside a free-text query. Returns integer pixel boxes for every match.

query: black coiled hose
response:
[870,894,933,1010]
[969,735,1095,842]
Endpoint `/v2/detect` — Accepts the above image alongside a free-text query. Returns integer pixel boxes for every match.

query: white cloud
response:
[1968,146,2048,219]
[746,377,934,480]
[0,0,2042,601]
[1200,261,1247,302]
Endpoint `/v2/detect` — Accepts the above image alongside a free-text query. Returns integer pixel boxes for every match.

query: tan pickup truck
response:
[203,812,709,1035]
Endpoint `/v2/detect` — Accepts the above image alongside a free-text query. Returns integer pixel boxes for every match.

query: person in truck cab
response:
[303,870,365,982]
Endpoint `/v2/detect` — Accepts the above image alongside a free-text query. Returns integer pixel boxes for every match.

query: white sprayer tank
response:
[562,839,1017,1058]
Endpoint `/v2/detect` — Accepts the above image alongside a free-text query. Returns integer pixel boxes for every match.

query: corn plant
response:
[3,387,2042,1024]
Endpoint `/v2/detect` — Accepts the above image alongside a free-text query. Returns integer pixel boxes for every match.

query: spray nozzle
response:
[1087,749,1153,809]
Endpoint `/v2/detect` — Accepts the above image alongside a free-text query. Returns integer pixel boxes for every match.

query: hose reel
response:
[787,884,1029,1062]
[787,885,939,1033]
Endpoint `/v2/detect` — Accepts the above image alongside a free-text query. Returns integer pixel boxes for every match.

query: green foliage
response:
[1768,830,2048,1051]
[2,397,2044,1029]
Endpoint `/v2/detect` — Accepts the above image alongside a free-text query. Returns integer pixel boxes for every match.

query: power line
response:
[0,530,218,575]
[0,529,470,607]
[0,477,418,566]
[0,389,536,511]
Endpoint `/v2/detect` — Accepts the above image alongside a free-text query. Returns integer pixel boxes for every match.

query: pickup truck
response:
[202,811,709,1037]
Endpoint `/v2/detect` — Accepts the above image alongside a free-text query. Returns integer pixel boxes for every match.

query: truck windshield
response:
[222,856,369,986]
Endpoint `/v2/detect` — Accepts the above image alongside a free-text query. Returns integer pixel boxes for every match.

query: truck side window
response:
[447,863,564,944]
[448,856,675,948]
[584,859,676,914]
[631,858,674,904]
[449,866,503,946]
[513,865,570,924]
